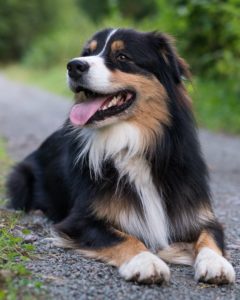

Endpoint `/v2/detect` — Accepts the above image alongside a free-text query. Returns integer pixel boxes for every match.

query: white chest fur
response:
[77,122,169,249]
[114,154,169,249]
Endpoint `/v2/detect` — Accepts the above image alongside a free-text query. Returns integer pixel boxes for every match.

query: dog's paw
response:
[194,247,235,284]
[119,251,170,284]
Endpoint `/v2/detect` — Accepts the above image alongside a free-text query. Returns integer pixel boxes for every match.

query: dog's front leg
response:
[81,232,170,284]
[194,230,235,284]
[53,215,170,284]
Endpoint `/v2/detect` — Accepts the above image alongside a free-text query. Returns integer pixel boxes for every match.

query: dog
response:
[7,28,235,284]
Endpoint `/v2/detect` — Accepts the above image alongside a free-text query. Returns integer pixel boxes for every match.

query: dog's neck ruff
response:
[75,122,169,249]
[76,122,145,177]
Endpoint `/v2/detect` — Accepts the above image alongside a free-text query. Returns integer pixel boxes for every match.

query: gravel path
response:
[0,74,239,299]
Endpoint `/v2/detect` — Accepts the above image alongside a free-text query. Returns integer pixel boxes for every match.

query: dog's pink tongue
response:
[70,97,106,126]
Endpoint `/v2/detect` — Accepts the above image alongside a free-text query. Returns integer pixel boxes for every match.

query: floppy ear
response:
[149,32,190,83]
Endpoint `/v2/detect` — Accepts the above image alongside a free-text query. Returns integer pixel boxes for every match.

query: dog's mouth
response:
[70,88,136,126]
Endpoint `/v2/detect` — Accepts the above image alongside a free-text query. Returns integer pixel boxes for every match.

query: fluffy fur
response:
[7,28,235,284]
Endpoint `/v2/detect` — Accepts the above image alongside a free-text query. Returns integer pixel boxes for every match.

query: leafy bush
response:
[170,0,240,79]
[2,0,239,80]
[23,25,94,69]
[23,1,95,68]
[76,0,111,22]
[115,0,158,21]
[191,79,240,134]
[76,0,157,22]
[0,0,60,61]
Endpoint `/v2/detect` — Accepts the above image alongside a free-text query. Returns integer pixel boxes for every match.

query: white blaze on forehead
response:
[97,29,118,56]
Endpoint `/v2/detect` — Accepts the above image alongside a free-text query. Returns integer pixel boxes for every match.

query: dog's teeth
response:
[100,94,126,111]
[108,101,114,108]
[107,97,117,108]
[110,97,117,106]
[112,97,118,105]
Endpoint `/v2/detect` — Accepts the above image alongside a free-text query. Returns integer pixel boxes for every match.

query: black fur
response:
[7,28,224,252]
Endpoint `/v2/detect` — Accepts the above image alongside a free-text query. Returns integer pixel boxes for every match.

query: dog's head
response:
[67,28,189,128]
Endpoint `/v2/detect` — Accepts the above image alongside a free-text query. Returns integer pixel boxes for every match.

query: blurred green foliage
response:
[0,0,60,61]
[22,0,95,68]
[0,0,239,133]
[0,0,240,78]
[173,0,240,79]
[76,0,157,22]
[117,0,158,21]
[76,0,111,22]
[1,0,239,80]
[190,79,240,134]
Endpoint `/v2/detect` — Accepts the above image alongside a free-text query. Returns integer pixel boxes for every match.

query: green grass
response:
[0,211,45,300]
[2,64,240,134]
[189,79,240,134]
[0,139,12,207]
[0,139,46,300]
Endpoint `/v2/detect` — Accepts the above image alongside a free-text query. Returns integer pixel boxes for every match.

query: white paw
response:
[194,247,235,284]
[119,251,170,284]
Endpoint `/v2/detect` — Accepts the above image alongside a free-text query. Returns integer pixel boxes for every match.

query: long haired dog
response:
[7,28,235,284]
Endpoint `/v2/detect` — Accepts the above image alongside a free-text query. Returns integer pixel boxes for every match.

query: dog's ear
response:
[149,32,190,83]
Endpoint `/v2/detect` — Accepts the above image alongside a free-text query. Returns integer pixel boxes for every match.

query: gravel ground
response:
[0,74,239,299]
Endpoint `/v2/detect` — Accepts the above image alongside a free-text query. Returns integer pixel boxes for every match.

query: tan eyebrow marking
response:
[111,40,125,52]
[88,40,98,52]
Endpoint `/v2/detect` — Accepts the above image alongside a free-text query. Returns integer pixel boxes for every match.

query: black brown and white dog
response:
[7,28,235,284]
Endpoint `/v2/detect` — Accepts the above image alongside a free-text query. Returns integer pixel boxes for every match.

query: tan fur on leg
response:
[77,232,147,267]
[52,230,170,284]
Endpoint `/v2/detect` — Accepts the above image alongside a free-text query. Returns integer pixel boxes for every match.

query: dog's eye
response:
[116,54,129,61]
[81,48,91,57]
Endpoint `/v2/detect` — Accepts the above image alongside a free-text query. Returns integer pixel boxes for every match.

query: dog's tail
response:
[158,243,195,266]
[7,161,35,212]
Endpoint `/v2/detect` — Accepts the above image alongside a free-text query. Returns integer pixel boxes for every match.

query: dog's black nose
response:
[67,60,89,79]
